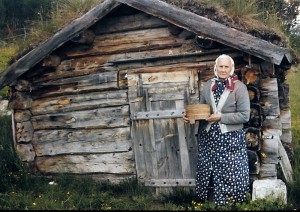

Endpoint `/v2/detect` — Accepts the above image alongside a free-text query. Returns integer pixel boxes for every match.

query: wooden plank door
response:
[127,70,200,188]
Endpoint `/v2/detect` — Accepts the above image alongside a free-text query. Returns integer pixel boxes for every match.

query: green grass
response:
[285,67,300,209]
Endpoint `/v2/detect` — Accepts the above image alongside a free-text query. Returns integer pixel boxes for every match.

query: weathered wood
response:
[93,12,168,35]
[259,78,280,116]
[32,127,131,156]
[262,117,282,137]
[260,136,279,164]
[131,110,184,120]
[154,118,182,179]
[131,119,158,180]
[14,110,32,122]
[280,110,291,130]
[108,48,242,69]
[41,55,62,67]
[35,151,136,174]
[116,0,292,65]
[31,90,128,115]
[70,29,95,44]
[177,109,193,178]
[128,70,191,86]
[281,129,292,145]
[9,92,32,110]
[33,71,118,87]
[63,26,188,58]
[277,138,293,183]
[259,163,277,179]
[31,105,130,130]
[31,72,120,99]
[32,58,113,84]
[278,82,290,111]
[144,179,195,187]
[128,67,197,183]
[94,27,180,47]
[16,121,33,142]
[16,143,35,162]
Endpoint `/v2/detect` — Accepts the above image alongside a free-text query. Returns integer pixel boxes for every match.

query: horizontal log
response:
[32,57,112,83]
[70,29,95,44]
[33,72,118,88]
[31,82,119,99]
[89,173,136,184]
[31,71,120,99]
[31,90,128,115]
[35,151,136,174]
[31,105,130,130]
[63,29,184,58]
[94,27,179,47]
[16,143,35,162]
[262,117,282,137]
[10,92,32,110]
[127,69,193,86]
[41,55,62,67]
[109,48,241,67]
[32,127,131,156]
[128,82,189,100]
[14,110,32,122]
[32,127,132,156]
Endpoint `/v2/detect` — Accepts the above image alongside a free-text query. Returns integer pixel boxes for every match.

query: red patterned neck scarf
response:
[212,75,239,91]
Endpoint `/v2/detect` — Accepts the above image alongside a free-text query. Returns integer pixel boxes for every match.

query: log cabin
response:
[0,0,294,193]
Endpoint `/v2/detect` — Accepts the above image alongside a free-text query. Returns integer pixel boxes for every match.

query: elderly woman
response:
[184,54,251,205]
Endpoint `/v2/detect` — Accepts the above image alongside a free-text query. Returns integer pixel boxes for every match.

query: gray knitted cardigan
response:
[198,78,250,133]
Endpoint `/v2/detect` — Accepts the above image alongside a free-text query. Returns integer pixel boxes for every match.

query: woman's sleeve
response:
[220,82,250,124]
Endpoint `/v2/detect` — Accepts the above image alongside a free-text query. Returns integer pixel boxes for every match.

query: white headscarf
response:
[213,54,235,79]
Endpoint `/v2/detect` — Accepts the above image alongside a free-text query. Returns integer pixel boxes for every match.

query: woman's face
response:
[216,57,232,80]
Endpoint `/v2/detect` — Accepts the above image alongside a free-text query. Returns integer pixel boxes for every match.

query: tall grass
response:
[285,67,300,209]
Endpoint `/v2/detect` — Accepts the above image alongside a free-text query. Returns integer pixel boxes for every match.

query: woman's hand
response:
[206,112,221,123]
[182,112,190,124]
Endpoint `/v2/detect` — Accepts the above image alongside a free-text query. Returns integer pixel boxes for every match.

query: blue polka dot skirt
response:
[195,80,250,205]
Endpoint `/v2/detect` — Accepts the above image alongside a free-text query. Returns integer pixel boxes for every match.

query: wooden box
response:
[185,104,211,124]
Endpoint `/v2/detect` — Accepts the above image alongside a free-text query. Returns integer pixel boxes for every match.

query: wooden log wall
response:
[8,4,292,185]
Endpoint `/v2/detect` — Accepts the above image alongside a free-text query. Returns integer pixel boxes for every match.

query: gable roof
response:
[0,0,293,89]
